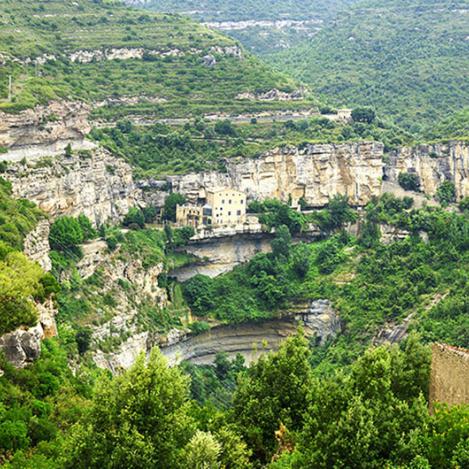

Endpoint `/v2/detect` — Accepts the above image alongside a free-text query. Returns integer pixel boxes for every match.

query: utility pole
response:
[8,75,12,102]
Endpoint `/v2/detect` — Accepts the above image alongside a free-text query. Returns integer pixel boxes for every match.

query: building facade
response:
[176,188,247,227]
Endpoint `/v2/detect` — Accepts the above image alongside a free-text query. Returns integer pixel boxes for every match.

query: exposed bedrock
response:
[0,298,58,368]
[169,234,273,281]
[3,149,142,225]
[0,101,91,153]
[164,142,385,207]
[385,141,469,200]
[160,299,341,366]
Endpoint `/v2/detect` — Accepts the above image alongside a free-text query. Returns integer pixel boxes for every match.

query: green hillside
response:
[124,0,354,21]
[124,1,359,54]
[270,0,469,134]
[0,0,312,119]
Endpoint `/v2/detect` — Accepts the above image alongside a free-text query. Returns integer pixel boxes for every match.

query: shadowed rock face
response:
[386,142,469,201]
[161,300,341,366]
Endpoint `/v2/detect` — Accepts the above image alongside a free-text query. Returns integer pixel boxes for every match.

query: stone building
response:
[429,343,469,411]
[176,188,246,228]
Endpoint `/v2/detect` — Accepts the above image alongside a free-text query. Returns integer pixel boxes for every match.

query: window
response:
[228,211,231,216]
[229,199,232,204]
[240,200,244,204]
[237,210,241,216]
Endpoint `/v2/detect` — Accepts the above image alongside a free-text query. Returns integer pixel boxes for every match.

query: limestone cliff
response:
[166,142,384,207]
[0,101,91,160]
[386,141,469,200]
[90,257,171,371]
[3,148,142,225]
[0,298,58,368]
[23,219,52,272]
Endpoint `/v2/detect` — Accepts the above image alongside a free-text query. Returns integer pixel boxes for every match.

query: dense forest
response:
[270,0,469,135]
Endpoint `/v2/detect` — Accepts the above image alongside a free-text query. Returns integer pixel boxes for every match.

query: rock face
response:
[167,142,384,208]
[0,101,91,151]
[76,240,109,279]
[386,142,469,200]
[170,233,273,281]
[0,298,58,368]
[160,299,340,366]
[4,149,142,225]
[23,219,52,271]
[91,258,169,371]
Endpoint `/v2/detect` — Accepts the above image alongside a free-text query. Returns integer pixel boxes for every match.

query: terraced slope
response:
[271,0,469,134]
[0,0,313,119]
[124,0,358,54]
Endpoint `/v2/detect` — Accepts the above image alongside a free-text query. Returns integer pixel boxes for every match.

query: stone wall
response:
[4,149,142,225]
[430,343,469,410]
[386,142,469,200]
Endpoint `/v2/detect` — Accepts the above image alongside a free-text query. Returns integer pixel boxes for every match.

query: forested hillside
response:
[124,0,359,53]
[271,0,469,134]
[0,0,312,119]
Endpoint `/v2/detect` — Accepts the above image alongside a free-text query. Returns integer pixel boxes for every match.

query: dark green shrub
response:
[398,172,421,192]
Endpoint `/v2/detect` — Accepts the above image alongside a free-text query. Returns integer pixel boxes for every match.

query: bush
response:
[436,181,456,205]
[459,197,469,212]
[49,216,84,252]
[398,172,421,192]
[163,193,186,222]
[189,321,210,335]
[123,208,145,229]
[183,275,215,316]
[351,107,376,124]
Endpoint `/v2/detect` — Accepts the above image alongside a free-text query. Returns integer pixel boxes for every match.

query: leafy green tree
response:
[183,275,215,316]
[296,341,431,468]
[49,217,84,252]
[271,225,291,259]
[182,430,221,469]
[352,107,376,124]
[214,119,236,136]
[398,172,421,192]
[163,193,186,222]
[123,208,145,229]
[436,181,456,205]
[61,350,195,469]
[459,197,469,212]
[232,333,312,462]
[0,252,43,334]
[77,215,97,241]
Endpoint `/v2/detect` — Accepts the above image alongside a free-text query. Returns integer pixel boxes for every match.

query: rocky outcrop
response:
[76,240,108,279]
[90,258,169,371]
[170,233,273,281]
[0,298,58,368]
[166,142,384,208]
[430,344,469,410]
[4,149,142,225]
[236,88,305,101]
[23,219,52,271]
[0,101,91,152]
[160,299,340,366]
[386,142,469,200]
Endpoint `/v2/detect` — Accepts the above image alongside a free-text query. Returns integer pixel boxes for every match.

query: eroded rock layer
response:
[167,142,385,207]
[386,142,469,200]
[3,149,142,225]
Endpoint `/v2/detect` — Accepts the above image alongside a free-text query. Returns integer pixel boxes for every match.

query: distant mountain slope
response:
[124,0,359,53]
[270,0,469,134]
[0,0,311,119]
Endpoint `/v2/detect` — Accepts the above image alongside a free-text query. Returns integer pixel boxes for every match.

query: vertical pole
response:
[8,75,12,102]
